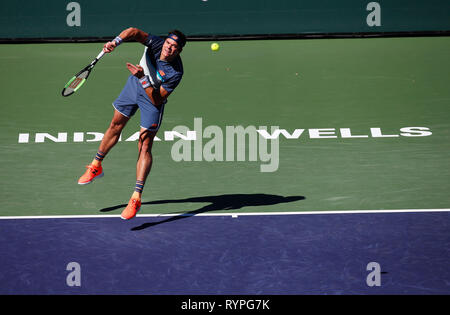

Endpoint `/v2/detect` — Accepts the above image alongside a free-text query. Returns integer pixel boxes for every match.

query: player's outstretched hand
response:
[126,63,145,79]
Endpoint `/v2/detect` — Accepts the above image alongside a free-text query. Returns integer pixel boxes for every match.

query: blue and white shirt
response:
[139,34,183,94]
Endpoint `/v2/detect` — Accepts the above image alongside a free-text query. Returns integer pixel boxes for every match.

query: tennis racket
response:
[61,50,105,97]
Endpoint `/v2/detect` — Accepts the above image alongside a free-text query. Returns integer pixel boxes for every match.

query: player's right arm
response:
[103,27,149,53]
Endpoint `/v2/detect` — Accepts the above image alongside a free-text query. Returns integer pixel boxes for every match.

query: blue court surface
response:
[0,210,449,295]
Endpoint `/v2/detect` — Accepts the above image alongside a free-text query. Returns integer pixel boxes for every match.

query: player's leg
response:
[134,128,157,198]
[78,109,130,185]
[120,128,157,220]
[78,75,138,185]
[120,94,164,220]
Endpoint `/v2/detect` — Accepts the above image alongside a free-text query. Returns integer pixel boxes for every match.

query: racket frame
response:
[62,50,105,97]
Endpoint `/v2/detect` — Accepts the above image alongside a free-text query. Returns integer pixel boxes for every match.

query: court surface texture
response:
[0,36,449,294]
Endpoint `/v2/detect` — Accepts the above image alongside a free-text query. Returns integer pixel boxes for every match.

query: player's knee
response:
[138,134,155,152]
[139,139,152,153]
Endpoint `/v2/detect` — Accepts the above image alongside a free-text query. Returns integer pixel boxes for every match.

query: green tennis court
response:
[1,36,449,217]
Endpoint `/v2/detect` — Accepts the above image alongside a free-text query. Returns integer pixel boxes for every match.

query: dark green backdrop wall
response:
[1,0,449,39]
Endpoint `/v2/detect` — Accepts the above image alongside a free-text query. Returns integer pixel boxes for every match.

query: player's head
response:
[161,30,186,61]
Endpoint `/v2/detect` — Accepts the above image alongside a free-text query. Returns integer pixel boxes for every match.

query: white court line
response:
[0,208,449,220]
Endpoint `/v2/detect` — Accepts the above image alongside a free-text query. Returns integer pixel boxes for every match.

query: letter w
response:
[257,129,304,139]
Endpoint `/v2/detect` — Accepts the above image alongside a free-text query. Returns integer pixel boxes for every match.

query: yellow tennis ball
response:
[211,43,220,51]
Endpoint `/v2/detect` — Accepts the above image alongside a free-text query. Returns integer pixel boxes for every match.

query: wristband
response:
[139,76,151,89]
[113,36,123,46]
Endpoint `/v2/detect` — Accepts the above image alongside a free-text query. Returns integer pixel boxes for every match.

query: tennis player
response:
[77,27,186,220]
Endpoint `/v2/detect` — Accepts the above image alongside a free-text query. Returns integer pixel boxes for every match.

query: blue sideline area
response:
[0,212,449,294]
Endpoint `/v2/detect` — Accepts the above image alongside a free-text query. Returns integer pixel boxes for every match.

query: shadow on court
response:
[99,193,305,231]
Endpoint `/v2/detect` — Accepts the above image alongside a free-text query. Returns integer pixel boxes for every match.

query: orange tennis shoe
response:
[78,164,104,185]
[121,198,141,220]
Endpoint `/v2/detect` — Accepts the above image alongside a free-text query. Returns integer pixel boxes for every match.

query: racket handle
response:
[96,50,106,60]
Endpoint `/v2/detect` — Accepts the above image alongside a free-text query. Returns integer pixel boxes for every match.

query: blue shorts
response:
[112,75,165,131]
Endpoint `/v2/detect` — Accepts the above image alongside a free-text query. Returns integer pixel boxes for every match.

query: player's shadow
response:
[99,193,305,231]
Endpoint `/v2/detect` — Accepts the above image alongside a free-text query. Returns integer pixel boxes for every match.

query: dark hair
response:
[168,29,187,48]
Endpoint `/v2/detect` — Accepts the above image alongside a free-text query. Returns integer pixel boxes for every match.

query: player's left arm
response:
[126,63,170,108]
